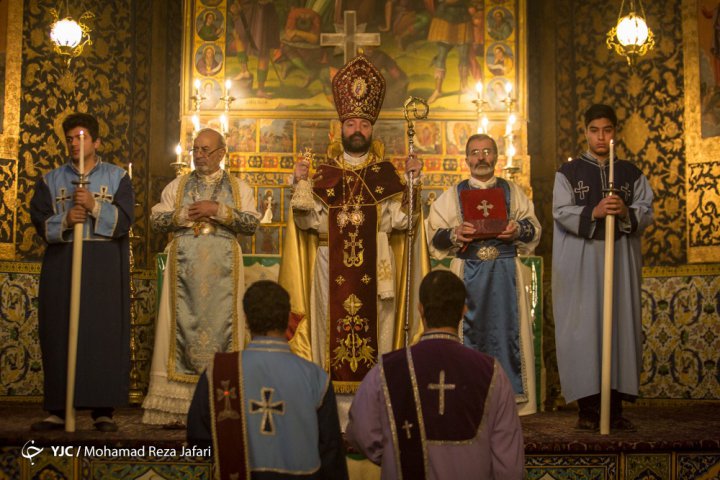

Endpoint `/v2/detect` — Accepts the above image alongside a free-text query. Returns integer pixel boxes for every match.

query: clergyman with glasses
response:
[142,127,260,427]
[425,133,541,416]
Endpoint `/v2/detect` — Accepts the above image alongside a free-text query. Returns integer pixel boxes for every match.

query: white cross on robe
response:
[574,180,590,200]
[320,10,381,65]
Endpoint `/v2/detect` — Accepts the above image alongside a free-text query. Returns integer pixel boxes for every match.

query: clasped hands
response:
[592,195,628,220]
[66,187,95,226]
[188,200,219,222]
[453,220,519,245]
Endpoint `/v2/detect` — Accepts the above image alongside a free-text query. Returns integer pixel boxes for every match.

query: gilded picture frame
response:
[180,0,526,121]
[683,0,720,262]
[0,0,23,259]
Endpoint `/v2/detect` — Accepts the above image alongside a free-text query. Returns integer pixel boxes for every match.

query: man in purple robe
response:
[346,270,524,479]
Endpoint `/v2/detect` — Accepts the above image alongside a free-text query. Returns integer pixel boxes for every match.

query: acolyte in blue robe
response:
[30,159,134,411]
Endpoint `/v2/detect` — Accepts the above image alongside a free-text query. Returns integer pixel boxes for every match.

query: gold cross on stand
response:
[428,370,455,416]
[320,10,381,65]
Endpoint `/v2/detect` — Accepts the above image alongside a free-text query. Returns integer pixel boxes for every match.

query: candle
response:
[480,115,489,134]
[220,113,228,135]
[225,79,232,95]
[507,143,516,167]
[609,139,615,186]
[79,130,85,175]
[475,81,483,100]
[192,114,200,133]
[128,162,132,179]
[504,81,513,96]
[175,144,182,164]
[194,79,201,98]
[505,113,516,136]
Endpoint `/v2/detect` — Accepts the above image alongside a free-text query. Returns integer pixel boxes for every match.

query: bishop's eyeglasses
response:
[191,146,224,158]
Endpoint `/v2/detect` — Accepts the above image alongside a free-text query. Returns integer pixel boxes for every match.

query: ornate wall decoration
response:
[554,0,686,266]
[640,266,720,400]
[683,0,720,262]
[0,0,23,259]
[14,0,153,262]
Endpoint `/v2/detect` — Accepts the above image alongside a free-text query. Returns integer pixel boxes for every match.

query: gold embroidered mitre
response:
[332,55,386,124]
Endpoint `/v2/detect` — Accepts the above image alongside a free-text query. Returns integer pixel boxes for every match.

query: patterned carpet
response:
[1,402,718,451]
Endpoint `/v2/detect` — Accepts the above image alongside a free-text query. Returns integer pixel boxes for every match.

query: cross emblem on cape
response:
[55,188,72,212]
[320,10,381,65]
[93,185,113,203]
[620,183,631,200]
[574,181,590,200]
[215,380,241,421]
[476,199,494,217]
[250,387,285,435]
[428,370,455,416]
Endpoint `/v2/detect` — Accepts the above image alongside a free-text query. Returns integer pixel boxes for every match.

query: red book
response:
[460,188,509,239]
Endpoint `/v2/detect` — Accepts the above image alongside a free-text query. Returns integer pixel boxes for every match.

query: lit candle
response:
[128,162,132,179]
[609,139,615,186]
[220,113,228,135]
[506,113,516,136]
[480,115,489,134]
[192,114,200,133]
[507,143,516,167]
[79,130,85,175]
[504,81,513,96]
[475,81,483,100]
[194,79,201,98]
[225,79,232,96]
[175,144,182,164]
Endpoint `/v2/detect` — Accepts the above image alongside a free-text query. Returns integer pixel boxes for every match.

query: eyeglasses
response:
[469,148,495,157]
[191,146,224,157]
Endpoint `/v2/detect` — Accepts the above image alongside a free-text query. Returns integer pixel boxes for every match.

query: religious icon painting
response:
[257,187,282,224]
[296,119,331,157]
[195,43,224,77]
[486,42,514,77]
[372,120,407,155]
[199,79,222,109]
[259,119,293,153]
[226,118,257,153]
[196,8,225,42]
[486,77,511,110]
[445,121,474,155]
[413,121,443,154]
[239,232,253,254]
[487,7,515,42]
[257,226,280,255]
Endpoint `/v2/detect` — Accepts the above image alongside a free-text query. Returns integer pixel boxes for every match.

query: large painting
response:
[684,0,720,262]
[183,0,522,118]
[698,0,720,138]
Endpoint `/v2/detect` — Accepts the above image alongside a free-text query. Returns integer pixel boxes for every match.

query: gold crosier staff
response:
[401,96,429,346]
[66,130,89,432]
[600,139,616,435]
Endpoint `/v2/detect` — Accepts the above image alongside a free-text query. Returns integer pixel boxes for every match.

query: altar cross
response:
[428,370,455,416]
[320,10,381,65]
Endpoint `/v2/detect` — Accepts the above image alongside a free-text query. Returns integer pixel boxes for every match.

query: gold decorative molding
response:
[0,0,23,260]
[644,264,720,277]
[682,0,720,262]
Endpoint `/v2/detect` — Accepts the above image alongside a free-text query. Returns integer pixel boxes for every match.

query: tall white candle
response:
[79,130,85,175]
[175,144,182,164]
[609,139,615,186]
[128,162,132,179]
[504,81,513,96]
[475,81,483,100]
[194,79,201,98]
[225,79,232,95]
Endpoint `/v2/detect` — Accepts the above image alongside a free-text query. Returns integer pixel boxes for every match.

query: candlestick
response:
[609,139,615,186]
[79,130,85,175]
